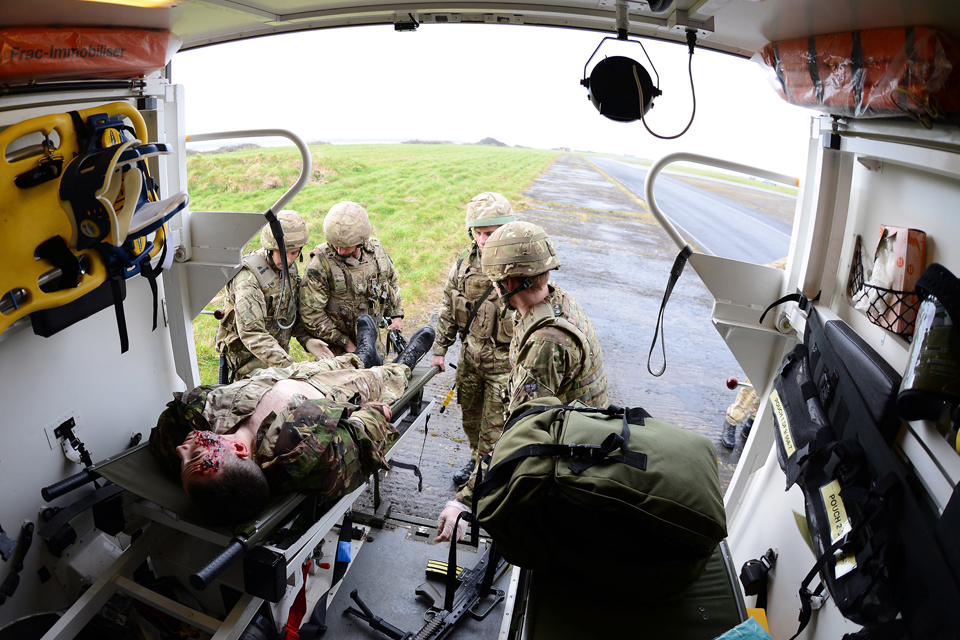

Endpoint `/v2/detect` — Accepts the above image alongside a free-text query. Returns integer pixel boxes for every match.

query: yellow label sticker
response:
[820,479,857,578]
[101,128,123,147]
[770,389,795,457]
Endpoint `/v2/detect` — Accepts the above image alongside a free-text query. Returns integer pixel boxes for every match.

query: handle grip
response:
[190,538,247,590]
[41,469,97,502]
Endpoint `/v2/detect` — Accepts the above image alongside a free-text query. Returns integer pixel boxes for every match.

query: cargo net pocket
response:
[848,235,920,337]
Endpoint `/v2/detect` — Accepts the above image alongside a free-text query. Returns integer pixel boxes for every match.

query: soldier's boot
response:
[393,327,436,369]
[452,460,475,487]
[740,417,754,439]
[720,420,738,450]
[355,315,382,369]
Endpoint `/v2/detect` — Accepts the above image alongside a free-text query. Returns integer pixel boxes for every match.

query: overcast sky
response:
[173,24,815,177]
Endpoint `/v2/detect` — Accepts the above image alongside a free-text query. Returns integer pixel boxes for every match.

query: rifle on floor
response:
[344,517,506,640]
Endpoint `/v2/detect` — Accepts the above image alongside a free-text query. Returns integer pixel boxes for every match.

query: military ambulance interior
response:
[1,1,959,639]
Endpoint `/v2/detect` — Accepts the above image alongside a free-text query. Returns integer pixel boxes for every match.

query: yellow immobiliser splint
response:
[0,102,148,334]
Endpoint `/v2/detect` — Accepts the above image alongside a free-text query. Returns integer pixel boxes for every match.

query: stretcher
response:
[36,363,439,640]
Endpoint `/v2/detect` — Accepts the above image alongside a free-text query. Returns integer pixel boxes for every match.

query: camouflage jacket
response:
[299,238,403,347]
[149,362,399,499]
[457,285,608,508]
[215,248,307,369]
[507,284,608,413]
[433,244,514,375]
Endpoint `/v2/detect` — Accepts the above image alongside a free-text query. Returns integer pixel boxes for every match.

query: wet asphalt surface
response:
[355,153,797,524]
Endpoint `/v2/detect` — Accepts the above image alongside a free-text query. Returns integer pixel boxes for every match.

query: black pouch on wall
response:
[771,342,833,489]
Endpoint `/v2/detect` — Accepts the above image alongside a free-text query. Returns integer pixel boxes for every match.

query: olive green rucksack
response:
[474,397,727,597]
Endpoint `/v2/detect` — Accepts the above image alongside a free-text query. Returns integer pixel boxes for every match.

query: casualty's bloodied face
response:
[177,430,229,483]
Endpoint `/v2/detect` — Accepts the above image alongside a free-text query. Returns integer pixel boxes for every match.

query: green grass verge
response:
[189,143,559,384]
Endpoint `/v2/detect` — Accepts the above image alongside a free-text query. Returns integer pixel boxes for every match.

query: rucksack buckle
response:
[567,443,603,457]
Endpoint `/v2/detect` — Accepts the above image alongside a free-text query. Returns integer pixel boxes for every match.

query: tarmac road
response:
[590,155,794,263]
[355,153,798,525]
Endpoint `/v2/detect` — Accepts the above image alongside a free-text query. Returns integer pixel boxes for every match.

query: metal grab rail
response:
[643,152,799,252]
[185,128,312,214]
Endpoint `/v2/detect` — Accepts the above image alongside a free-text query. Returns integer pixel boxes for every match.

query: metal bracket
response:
[666,9,714,36]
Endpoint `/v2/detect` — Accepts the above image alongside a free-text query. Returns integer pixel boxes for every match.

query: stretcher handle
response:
[190,537,247,590]
[41,469,98,502]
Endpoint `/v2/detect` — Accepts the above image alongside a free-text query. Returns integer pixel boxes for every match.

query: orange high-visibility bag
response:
[756,27,959,123]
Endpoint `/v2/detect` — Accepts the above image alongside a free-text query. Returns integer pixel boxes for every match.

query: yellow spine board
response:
[0,102,148,334]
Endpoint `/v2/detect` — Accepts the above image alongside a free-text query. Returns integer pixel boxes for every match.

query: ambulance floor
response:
[324,518,510,639]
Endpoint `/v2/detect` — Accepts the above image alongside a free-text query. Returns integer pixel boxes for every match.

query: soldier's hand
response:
[345,339,357,353]
[388,317,403,331]
[364,401,393,422]
[430,355,446,372]
[435,501,470,543]
[305,338,334,361]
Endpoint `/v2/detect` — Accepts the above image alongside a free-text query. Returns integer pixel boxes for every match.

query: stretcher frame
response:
[39,364,438,640]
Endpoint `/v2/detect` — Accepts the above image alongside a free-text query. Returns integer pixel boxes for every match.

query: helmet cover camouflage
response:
[323,201,372,247]
[481,221,561,282]
[465,192,516,230]
[261,210,309,250]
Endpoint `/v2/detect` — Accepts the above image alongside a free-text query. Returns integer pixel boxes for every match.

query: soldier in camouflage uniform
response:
[436,221,609,541]
[300,202,403,358]
[216,211,330,381]
[150,336,433,525]
[431,193,517,486]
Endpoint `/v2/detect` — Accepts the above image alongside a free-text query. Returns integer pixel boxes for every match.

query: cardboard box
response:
[872,225,926,335]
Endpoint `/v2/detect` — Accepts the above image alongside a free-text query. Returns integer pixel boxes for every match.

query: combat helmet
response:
[465,192,516,233]
[261,210,309,250]
[323,201,372,247]
[481,221,561,303]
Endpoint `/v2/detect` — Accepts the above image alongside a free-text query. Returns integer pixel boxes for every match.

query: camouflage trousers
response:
[725,379,760,426]
[457,357,510,461]
[224,350,273,381]
[293,354,410,405]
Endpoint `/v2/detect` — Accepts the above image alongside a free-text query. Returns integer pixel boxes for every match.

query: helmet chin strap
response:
[497,276,535,319]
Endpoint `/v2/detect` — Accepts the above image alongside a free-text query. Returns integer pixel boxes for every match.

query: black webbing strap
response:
[108,275,130,354]
[387,459,423,492]
[759,289,821,325]
[475,405,652,500]
[806,37,824,105]
[35,236,82,290]
[460,284,495,341]
[298,511,354,639]
[647,245,692,377]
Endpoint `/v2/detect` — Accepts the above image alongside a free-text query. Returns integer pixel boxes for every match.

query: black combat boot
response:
[453,460,475,487]
[354,315,382,369]
[740,417,754,439]
[393,327,436,369]
[720,420,737,450]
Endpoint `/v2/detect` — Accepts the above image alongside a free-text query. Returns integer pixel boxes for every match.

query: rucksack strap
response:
[459,284,495,341]
[477,405,652,500]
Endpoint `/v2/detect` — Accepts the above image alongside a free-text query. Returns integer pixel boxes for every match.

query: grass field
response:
[189,143,559,383]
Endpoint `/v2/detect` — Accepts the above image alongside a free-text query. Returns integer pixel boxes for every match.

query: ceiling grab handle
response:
[185,129,312,214]
[642,152,799,377]
[185,129,312,330]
